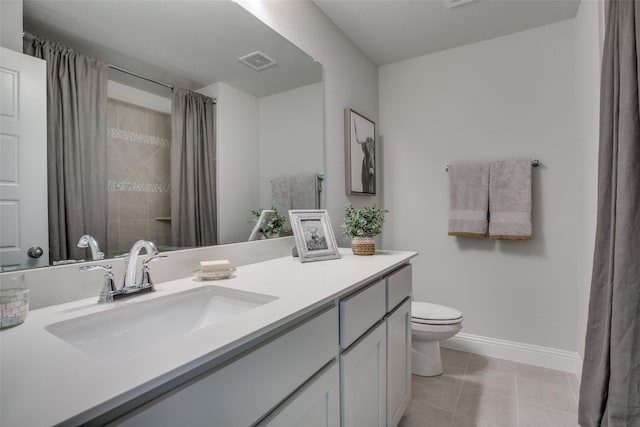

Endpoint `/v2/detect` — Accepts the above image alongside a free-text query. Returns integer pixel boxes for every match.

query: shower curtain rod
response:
[108,64,175,90]
[22,31,176,91]
[444,159,540,172]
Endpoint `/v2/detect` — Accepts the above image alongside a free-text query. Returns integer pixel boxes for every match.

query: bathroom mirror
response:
[13,0,324,270]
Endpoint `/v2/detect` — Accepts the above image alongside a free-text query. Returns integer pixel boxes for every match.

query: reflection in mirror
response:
[6,0,323,271]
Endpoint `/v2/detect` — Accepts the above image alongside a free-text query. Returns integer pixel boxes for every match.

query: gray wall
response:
[236,0,380,246]
[1,0,23,52]
[573,0,603,363]
[379,20,579,352]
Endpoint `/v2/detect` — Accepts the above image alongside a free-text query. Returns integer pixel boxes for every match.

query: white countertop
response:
[0,249,416,427]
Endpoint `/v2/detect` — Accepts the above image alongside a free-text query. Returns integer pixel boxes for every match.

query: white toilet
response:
[411,301,463,376]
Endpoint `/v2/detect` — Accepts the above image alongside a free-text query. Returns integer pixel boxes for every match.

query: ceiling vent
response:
[238,51,278,71]
[446,0,478,8]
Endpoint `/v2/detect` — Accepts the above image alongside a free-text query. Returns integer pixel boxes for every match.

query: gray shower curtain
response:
[24,33,108,262]
[579,1,640,426]
[170,89,217,247]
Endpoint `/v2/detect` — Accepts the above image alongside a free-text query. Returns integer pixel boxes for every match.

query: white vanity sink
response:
[45,286,278,359]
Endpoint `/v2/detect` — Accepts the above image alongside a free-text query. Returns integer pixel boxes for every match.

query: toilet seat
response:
[412,301,463,325]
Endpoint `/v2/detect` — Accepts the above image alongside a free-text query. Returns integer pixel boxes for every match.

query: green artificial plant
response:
[250,207,287,236]
[342,204,388,238]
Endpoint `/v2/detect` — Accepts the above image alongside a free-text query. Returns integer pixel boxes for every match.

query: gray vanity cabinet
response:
[111,306,339,426]
[339,264,412,427]
[108,263,412,427]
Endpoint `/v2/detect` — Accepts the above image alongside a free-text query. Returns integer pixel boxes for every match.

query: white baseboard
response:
[576,354,583,381]
[441,332,581,375]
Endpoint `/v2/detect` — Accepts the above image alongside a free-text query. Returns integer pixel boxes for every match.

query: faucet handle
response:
[143,255,167,266]
[141,255,167,289]
[80,264,116,304]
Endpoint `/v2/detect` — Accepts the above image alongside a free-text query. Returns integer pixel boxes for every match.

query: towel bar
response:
[444,159,540,172]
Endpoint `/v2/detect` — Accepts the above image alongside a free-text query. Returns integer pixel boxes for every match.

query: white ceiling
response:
[23,0,322,97]
[314,0,581,65]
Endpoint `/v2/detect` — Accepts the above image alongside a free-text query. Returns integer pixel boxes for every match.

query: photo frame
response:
[345,108,376,195]
[289,209,341,263]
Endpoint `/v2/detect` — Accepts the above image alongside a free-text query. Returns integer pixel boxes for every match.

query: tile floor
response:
[398,348,580,427]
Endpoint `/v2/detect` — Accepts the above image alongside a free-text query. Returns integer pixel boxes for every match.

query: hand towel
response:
[448,162,489,238]
[271,176,291,215]
[489,159,532,240]
[291,174,319,209]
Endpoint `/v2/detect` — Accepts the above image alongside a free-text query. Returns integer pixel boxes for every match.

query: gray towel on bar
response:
[489,159,532,240]
[291,174,318,209]
[448,162,489,238]
[271,176,291,215]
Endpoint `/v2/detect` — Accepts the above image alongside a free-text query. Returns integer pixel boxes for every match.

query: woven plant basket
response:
[351,236,375,256]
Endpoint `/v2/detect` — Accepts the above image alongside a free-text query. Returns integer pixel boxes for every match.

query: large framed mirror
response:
[3,0,323,271]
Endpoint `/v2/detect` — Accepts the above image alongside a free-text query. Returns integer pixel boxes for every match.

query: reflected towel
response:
[291,174,319,209]
[489,159,532,240]
[271,176,291,215]
[448,162,489,238]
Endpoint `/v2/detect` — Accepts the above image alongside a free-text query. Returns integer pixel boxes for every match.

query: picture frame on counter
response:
[289,209,341,263]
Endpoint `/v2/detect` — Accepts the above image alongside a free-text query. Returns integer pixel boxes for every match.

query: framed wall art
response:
[345,108,376,195]
[289,209,341,262]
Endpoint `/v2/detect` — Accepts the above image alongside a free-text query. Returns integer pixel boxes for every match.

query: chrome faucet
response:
[77,235,104,260]
[123,240,159,288]
[80,240,166,303]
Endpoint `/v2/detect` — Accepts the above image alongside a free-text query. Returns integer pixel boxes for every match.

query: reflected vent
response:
[238,51,278,71]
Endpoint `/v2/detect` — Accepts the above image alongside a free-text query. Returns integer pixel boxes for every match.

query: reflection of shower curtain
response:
[171,89,217,247]
[579,1,640,426]
[24,33,108,262]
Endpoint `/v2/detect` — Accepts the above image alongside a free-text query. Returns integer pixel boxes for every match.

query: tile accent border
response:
[107,127,170,148]
[108,180,170,193]
[442,332,582,376]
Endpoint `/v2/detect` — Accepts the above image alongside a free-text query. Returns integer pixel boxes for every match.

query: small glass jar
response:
[0,288,29,329]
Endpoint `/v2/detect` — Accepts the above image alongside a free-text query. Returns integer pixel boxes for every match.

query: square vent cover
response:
[238,51,278,71]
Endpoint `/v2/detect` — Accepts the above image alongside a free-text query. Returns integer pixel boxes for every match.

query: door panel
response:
[0,47,48,270]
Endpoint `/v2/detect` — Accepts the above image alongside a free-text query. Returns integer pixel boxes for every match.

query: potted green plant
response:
[342,204,388,255]
[250,207,287,238]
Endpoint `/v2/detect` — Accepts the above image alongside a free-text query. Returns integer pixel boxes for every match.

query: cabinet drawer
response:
[114,306,339,427]
[386,264,412,312]
[340,280,386,349]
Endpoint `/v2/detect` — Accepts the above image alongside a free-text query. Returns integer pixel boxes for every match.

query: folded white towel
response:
[448,162,489,238]
[489,159,532,240]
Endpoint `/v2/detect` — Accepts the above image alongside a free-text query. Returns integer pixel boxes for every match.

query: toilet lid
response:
[412,301,463,323]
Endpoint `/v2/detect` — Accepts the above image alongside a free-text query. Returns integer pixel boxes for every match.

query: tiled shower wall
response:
[106,99,171,257]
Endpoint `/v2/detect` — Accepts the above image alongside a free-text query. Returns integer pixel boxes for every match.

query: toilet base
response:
[412,340,443,377]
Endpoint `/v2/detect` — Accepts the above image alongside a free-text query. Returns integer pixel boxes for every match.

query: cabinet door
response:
[386,298,411,427]
[258,361,340,427]
[340,321,387,427]
[111,307,338,427]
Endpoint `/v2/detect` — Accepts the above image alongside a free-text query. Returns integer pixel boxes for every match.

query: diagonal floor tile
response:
[516,376,578,414]
[412,374,463,413]
[517,401,579,427]
[516,363,569,385]
[463,370,517,398]
[398,399,453,427]
[455,387,517,427]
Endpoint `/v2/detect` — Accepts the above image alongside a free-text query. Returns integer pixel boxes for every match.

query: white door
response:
[0,47,48,271]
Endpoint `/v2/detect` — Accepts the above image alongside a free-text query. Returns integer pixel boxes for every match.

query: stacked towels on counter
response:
[448,159,532,240]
